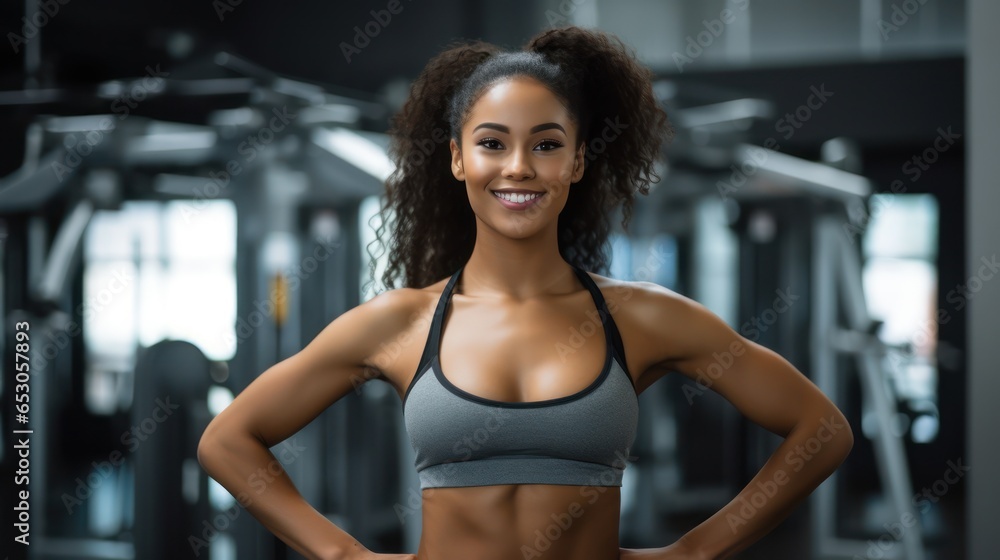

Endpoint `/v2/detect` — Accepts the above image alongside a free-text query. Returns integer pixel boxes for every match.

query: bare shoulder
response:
[586,272,729,381]
[354,286,436,358]
[360,285,428,322]
[584,270,693,326]
[350,280,448,385]
[370,273,459,327]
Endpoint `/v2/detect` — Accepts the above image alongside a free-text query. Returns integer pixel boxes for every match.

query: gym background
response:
[1,1,997,559]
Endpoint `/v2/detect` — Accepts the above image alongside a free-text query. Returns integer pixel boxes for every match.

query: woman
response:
[198,26,854,560]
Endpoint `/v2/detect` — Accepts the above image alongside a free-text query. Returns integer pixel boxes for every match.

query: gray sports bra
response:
[402,263,639,489]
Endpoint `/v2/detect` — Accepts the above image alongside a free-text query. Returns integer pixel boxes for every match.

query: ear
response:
[571,140,585,183]
[450,138,465,181]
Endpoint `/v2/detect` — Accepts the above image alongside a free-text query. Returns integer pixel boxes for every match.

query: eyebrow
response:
[472,122,566,135]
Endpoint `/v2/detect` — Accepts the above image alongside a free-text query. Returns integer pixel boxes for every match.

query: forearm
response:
[676,410,854,559]
[197,431,367,560]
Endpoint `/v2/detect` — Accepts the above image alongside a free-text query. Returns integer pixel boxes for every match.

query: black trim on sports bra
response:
[573,264,632,384]
[402,263,636,409]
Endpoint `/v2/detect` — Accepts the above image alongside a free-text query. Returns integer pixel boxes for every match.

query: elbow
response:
[826,408,854,466]
[197,420,259,473]
[798,406,854,468]
[842,414,855,451]
[840,417,855,461]
[196,429,216,471]
[197,419,230,471]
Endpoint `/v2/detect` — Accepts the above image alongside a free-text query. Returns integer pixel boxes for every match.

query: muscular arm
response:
[630,283,854,560]
[197,289,419,560]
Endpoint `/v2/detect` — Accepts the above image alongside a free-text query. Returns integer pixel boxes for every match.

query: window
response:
[861,193,939,443]
[83,200,237,413]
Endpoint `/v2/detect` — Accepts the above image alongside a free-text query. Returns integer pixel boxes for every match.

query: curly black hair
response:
[366,25,673,291]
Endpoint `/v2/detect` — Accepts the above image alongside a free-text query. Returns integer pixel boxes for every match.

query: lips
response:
[491,189,546,210]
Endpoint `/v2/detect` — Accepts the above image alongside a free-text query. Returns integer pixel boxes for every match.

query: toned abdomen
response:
[416,484,622,560]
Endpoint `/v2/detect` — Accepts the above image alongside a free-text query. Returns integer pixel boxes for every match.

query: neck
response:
[461,221,577,301]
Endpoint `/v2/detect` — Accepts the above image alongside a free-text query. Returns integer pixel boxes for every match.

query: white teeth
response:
[494,191,542,203]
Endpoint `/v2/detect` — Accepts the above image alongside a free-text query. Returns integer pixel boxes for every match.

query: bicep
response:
[646,291,833,437]
[203,290,413,448]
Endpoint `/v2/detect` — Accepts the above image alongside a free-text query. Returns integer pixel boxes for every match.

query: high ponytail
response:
[369,27,672,292]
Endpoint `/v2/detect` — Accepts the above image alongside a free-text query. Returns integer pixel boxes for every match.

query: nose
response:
[502,147,534,181]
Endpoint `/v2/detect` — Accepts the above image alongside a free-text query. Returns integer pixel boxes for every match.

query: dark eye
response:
[535,140,563,151]
[477,137,503,150]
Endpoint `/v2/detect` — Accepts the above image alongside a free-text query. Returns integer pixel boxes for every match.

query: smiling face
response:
[450,76,586,239]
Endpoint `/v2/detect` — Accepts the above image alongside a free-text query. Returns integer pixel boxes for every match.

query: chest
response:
[437,295,613,403]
